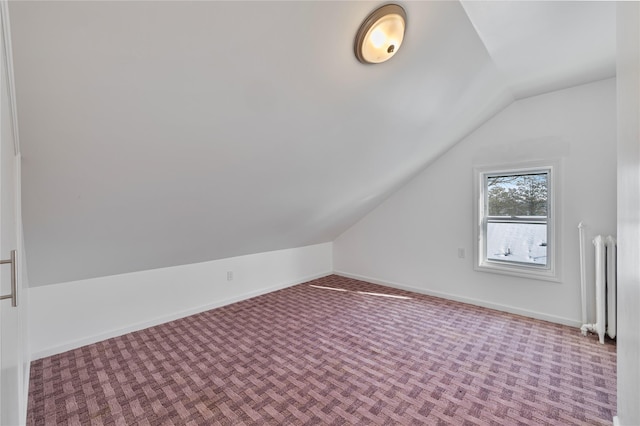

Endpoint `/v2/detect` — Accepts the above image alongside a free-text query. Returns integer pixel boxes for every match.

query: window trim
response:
[473,161,561,282]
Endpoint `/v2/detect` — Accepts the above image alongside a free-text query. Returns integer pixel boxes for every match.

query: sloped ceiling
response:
[461,1,616,99]
[8,1,615,287]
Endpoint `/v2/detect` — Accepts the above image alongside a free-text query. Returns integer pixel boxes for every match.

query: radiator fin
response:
[587,235,617,344]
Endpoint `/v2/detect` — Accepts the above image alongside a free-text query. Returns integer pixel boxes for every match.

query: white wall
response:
[334,78,617,327]
[29,242,332,360]
[616,3,640,425]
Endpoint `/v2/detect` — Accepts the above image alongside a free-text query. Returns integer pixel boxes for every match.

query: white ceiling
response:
[8,1,616,287]
[461,1,616,99]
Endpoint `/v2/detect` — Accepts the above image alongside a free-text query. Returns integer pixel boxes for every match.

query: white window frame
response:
[473,161,561,282]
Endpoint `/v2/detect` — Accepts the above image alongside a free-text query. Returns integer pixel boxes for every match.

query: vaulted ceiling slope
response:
[9,1,615,287]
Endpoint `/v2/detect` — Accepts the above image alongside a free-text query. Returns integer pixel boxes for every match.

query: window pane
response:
[487,222,547,265]
[477,165,556,279]
[487,173,548,217]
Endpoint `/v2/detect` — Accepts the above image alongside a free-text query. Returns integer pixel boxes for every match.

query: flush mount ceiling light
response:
[354,4,407,64]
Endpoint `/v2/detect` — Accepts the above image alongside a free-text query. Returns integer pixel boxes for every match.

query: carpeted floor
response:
[27,275,616,425]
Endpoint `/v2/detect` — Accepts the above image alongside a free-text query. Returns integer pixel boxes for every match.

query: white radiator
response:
[579,227,617,344]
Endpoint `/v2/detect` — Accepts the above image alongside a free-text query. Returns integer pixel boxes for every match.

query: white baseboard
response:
[334,270,581,328]
[31,271,330,360]
[613,415,619,426]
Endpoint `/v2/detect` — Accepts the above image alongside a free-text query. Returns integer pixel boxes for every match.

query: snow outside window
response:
[474,163,559,282]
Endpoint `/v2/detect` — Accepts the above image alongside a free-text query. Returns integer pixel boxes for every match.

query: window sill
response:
[474,261,560,283]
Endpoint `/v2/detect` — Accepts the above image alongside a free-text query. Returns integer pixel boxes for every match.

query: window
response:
[475,163,559,281]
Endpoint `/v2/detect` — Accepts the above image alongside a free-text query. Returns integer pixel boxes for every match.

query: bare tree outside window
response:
[487,173,548,216]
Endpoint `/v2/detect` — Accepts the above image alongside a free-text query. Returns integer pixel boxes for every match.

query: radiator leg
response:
[581,323,595,336]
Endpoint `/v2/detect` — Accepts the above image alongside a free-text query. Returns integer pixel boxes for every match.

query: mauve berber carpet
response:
[27,275,616,425]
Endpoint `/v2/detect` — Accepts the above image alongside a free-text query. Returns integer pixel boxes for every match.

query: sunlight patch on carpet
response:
[356,291,412,300]
[309,285,347,292]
